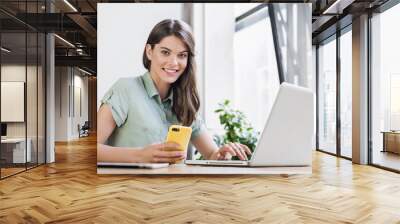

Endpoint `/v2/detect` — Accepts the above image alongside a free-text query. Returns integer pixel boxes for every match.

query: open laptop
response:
[185,82,315,167]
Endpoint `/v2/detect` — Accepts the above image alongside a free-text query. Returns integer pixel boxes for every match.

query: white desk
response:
[1,138,31,163]
[97,163,312,175]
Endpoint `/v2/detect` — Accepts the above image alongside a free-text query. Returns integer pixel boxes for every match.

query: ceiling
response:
[0,0,394,75]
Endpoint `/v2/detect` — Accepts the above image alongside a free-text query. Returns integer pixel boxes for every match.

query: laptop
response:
[185,82,315,167]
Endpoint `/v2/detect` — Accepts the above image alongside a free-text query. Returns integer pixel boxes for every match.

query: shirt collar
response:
[141,71,174,105]
[164,89,174,104]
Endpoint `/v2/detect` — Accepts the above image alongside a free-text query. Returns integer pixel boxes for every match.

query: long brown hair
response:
[143,19,200,126]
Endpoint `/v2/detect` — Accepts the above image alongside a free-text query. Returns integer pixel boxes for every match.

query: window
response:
[234,6,280,133]
[371,3,400,171]
[340,28,352,158]
[317,36,337,154]
[233,3,311,134]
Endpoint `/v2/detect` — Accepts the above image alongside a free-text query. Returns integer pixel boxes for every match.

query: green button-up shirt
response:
[101,72,205,148]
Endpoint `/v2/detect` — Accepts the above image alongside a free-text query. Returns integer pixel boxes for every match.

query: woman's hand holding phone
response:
[139,142,186,163]
[165,125,192,163]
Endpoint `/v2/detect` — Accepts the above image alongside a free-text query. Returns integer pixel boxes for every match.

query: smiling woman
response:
[142,20,198,126]
[97,19,252,165]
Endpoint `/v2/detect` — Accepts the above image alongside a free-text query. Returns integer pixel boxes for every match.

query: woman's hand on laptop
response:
[209,143,252,160]
[139,142,186,163]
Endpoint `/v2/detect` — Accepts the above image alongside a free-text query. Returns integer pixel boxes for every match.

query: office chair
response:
[79,121,90,138]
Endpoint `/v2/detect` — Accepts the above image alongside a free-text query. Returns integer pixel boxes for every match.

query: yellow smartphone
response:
[165,125,192,152]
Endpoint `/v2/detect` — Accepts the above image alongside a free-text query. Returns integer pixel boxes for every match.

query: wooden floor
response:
[1,135,400,223]
[373,150,400,171]
[1,167,26,178]
[1,163,46,178]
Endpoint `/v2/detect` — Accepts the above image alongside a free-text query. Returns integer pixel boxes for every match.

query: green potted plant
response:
[195,100,259,160]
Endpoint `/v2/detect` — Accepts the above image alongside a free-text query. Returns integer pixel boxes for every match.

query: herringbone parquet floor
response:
[1,134,400,223]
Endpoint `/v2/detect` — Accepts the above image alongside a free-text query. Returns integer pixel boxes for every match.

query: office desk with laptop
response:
[1,137,32,164]
[1,121,34,166]
[97,163,311,175]
[97,82,315,175]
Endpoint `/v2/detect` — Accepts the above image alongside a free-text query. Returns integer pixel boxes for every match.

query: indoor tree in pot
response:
[196,100,259,160]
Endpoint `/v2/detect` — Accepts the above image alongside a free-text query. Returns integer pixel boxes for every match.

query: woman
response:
[97,19,251,163]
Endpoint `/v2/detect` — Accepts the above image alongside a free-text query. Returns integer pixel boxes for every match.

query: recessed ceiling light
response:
[54,34,75,48]
[1,47,11,53]
[63,0,78,12]
[78,67,92,76]
[322,0,354,15]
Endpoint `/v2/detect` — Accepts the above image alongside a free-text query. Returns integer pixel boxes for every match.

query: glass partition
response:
[1,31,28,177]
[0,1,46,179]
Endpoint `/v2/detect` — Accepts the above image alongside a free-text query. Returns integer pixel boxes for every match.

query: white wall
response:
[72,74,89,138]
[1,68,25,123]
[198,3,235,132]
[55,67,68,141]
[55,67,89,141]
[97,3,183,108]
[1,64,46,163]
[192,4,206,121]
[80,75,89,124]
[1,65,37,137]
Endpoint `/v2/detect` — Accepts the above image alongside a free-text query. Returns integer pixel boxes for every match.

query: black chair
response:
[79,121,90,138]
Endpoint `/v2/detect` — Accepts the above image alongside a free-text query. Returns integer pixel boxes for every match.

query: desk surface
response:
[1,138,26,143]
[381,131,400,134]
[97,163,312,175]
